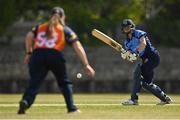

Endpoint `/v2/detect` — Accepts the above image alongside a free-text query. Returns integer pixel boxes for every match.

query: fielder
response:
[18,7,95,114]
[120,19,172,105]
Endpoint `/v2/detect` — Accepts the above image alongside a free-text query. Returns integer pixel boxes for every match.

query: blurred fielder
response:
[120,19,172,105]
[18,7,95,114]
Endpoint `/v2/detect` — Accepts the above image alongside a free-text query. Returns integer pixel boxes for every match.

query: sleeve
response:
[124,40,132,52]
[64,26,79,45]
[124,40,129,50]
[135,30,147,39]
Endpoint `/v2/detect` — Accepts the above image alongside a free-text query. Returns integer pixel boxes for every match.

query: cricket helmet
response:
[121,19,135,29]
[51,7,65,17]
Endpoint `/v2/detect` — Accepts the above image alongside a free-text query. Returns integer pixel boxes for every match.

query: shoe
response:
[68,109,81,114]
[157,96,172,105]
[122,99,138,105]
[17,100,28,114]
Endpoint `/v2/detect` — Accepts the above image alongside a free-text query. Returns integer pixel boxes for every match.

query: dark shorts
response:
[29,48,71,85]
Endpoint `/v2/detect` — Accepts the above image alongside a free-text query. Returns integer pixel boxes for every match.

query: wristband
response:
[26,52,32,55]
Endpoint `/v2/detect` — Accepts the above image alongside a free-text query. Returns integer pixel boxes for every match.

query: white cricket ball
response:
[76,73,82,79]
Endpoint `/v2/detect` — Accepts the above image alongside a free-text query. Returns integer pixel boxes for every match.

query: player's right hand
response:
[84,64,95,77]
[121,51,128,60]
[24,55,31,64]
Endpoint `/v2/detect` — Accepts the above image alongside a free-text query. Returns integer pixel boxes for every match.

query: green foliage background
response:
[0,0,179,47]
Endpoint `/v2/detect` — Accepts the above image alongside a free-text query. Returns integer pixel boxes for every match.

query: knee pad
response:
[149,83,164,94]
[142,82,155,90]
[142,82,166,101]
[149,83,157,89]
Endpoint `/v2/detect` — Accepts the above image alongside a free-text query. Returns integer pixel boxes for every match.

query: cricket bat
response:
[91,29,137,61]
[92,29,126,53]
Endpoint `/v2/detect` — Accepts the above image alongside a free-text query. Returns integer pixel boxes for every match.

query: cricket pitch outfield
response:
[0,94,180,119]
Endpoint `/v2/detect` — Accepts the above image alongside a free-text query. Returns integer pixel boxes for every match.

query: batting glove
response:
[121,51,137,62]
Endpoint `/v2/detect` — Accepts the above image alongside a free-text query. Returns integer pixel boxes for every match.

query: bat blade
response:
[92,29,124,52]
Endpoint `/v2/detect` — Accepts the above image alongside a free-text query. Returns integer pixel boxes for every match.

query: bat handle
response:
[121,49,126,53]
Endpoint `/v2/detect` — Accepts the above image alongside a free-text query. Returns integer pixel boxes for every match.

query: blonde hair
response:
[45,14,65,39]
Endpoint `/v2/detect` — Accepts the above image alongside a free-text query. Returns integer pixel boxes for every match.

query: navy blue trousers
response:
[131,50,167,101]
[141,51,160,84]
[21,49,77,112]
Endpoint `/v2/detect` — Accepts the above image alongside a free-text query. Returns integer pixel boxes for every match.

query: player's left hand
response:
[121,51,137,62]
[84,64,95,77]
[127,53,137,62]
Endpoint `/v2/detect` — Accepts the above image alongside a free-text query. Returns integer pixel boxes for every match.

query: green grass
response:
[0,94,180,119]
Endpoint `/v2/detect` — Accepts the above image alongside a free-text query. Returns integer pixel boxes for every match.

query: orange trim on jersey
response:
[34,23,66,51]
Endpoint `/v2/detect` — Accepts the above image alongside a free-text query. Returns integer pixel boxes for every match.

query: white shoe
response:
[68,109,81,114]
[157,96,172,105]
[122,99,138,105]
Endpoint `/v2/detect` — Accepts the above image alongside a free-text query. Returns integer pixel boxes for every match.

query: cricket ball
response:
[76,73,82,79]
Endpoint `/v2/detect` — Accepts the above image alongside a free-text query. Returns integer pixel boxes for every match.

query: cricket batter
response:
[18,7,95,114]
[120,19,172,105]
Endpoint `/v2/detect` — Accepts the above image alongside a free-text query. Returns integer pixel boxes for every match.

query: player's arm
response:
[65,26,95,77]
[137,36,146,53]
[72,41,89,67]
[121,40,137,62]
[64,26,89,66]
[122,36,146,62]
[24,26,38,64]
[24,31,34,64]
[25,32,34,54]
[72,41,95,77]
[124,36,146,62]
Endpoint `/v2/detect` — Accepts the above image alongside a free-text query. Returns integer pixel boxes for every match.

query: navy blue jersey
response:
[124,29,156,58]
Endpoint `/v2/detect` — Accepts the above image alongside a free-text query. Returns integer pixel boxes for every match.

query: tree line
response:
[0,0,179,47]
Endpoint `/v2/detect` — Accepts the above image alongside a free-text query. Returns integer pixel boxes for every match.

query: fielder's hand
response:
[24,55,31,64]
[84,64,95,77]
[121,51,137,62]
